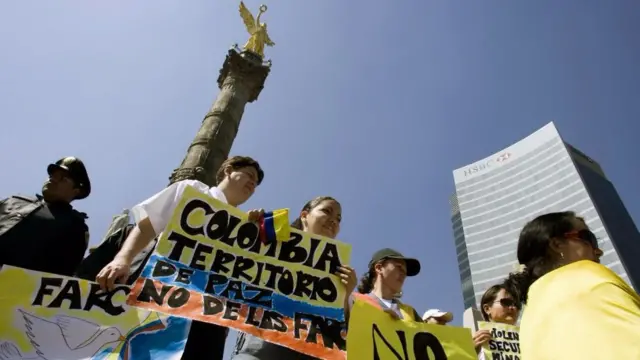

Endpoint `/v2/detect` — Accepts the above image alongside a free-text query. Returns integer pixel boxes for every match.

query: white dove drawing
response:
[0,340,39,360]
[12,309,125,359]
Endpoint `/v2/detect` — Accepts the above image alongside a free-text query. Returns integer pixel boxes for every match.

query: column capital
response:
[218,48,271,103]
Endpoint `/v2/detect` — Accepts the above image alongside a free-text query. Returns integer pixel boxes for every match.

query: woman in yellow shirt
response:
[503,211,640,359]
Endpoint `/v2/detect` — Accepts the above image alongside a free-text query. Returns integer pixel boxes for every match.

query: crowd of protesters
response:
[1,155,639,359]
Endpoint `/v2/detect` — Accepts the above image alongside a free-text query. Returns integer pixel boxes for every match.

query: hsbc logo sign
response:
[496,152,511,162]
[464,152,512,177]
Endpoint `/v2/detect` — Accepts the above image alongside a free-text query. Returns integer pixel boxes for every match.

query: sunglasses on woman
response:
[564,229,599,250]
[495,298,521,309]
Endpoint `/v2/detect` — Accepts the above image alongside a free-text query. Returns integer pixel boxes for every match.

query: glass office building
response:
[451,122,640,309]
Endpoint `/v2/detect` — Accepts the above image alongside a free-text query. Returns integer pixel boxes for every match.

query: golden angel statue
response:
[239,2,275,58]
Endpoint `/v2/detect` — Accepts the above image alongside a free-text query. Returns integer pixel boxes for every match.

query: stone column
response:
[168,47,271,186]
[95,48,270,252]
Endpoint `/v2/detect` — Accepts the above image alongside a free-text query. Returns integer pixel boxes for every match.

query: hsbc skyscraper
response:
[450,122,640,309]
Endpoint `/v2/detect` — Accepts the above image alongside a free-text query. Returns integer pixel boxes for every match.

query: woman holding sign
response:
[232,196,358,360]
[504,211,640,359]
[473,285,521,358]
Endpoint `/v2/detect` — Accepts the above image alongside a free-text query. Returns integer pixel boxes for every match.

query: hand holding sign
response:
[126,187,351,359]
[247,208,265,222]
[476,322,521,359]
[473,329,491,353]
[96,256,132,291]
[336,265,357,294]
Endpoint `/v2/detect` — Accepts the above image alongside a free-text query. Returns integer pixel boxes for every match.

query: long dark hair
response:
[479,284,517,321]
[291,196,339,230]
[503,211,581,304]
[357,259,389,294]
[357,266,376,294]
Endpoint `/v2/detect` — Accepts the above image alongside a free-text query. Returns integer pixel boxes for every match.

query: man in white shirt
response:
[95,155,264,360]
[96,155,264,289]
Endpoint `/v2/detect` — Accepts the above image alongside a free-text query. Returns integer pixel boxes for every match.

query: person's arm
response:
[96,180,197,290]
[116,180,196,262]
[112,218,156,264]
[344,293,355,324]
[338,265,357,323]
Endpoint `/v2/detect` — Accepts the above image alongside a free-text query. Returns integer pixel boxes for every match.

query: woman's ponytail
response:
[502,260,542,304]
[357,267,375,294]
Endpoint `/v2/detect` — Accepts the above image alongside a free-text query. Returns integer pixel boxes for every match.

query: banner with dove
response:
[126,185,352,360]
[0,266,189,360]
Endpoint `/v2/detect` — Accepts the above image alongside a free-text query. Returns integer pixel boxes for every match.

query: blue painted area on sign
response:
[140,254,345,321]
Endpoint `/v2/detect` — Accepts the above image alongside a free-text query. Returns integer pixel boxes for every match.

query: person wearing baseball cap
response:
[0,156,91,277]
[367,248,422,277]
[347,248,424,322]
[423,309,454,325]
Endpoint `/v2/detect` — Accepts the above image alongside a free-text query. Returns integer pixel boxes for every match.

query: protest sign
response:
[0,266,189,360]
[477,322,520,360]
[347,300,476,360]
[127,186,352,359]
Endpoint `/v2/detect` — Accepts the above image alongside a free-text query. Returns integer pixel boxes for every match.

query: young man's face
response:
[222,165,259,206]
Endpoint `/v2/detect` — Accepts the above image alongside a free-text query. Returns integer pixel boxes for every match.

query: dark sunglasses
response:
[564,229,599,249]
[495,298,520,309]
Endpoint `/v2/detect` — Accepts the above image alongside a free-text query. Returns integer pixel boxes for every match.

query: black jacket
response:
[0,195,89,276]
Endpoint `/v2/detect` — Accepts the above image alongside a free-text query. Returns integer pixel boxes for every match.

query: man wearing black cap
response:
[0,157,91,276]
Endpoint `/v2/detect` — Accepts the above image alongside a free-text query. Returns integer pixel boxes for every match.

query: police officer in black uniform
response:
[0,157,91,276]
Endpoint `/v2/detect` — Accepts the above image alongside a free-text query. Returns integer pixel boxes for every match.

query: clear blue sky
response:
[2,0,640,356]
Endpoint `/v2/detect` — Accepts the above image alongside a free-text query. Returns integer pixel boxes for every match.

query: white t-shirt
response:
[370,293,403,318]
[131,179,228,236]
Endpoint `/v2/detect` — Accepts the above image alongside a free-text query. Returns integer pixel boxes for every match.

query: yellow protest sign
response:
[477,322,520,360]
[127,186,352,359]
[0,266,189,359]
[347,300,476,359]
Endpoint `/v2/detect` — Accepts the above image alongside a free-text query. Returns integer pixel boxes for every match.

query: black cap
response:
[368,248,421,277]
[47,157,91,200]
